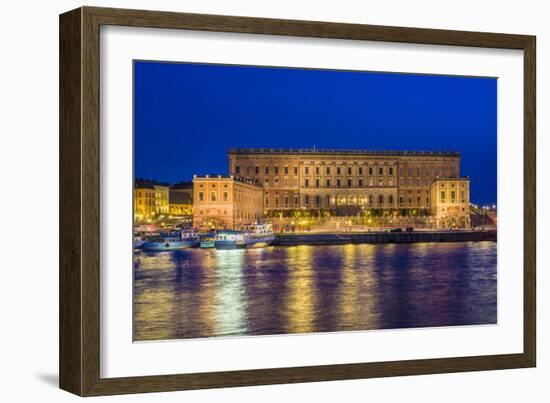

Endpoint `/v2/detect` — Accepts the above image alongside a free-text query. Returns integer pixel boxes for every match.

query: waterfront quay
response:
[273,230,497,246]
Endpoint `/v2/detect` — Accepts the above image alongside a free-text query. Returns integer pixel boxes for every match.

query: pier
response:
[273,230,497,246]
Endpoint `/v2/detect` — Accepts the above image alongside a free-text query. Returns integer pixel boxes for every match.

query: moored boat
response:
[200,235,216,249]
[214,230,245,250]
[133,236,146,249]
[214,223,274,250]
[142,228,200,251]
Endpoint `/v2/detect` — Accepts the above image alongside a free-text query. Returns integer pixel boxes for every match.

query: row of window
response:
[135,192,167,198]
[303,178,396,188]
[197,210,261,220]
[197,183,229,189]
[136,200,168,206]
[440,190,467,203]
[198,191,229,202]
[235,165,458,177]
[260,176,444,189]
[264,194,433,207]
[197,191,261,204]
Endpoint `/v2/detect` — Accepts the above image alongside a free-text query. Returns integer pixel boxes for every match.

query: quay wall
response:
[273,230,497,246]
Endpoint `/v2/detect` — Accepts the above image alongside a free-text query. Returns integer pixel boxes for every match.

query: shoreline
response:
[273,230,497,246]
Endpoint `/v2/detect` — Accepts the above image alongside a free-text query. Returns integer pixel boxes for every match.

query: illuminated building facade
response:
[168,191,193,216]
[134,180,169,220]
[228,148,461,211]
[430,177,471,229]
[169,182,193,216]
[193,175,264,230]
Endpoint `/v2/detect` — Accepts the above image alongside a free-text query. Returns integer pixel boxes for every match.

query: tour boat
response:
[214,223,274,250]
[142,228,200,251]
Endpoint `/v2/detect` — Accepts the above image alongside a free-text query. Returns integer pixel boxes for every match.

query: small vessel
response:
[213,230,245,250]
[133,236,146,249]
[214,223,274,250]
[200,233,216,249]
[142,228,200,251]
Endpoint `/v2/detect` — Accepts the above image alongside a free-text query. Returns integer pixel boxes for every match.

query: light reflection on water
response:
[133,242,497,341]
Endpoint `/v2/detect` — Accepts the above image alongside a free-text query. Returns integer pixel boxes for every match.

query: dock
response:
[273,230,497,246]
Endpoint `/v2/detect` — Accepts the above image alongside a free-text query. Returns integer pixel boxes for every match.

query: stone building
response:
[192,175,264,230]
[430,177,471,229]
[134,180,169,220]
[228,148,460,212]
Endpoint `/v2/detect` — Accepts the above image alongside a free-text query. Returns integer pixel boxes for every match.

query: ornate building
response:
[193,175,264,230]
[134,180,169,220]
[430,177,471,229]
[228,148,461,211]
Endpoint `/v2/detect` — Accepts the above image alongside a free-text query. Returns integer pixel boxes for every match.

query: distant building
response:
[169,190,193,216]
[134,179,169,220]
[170,181,194,202]
[193,175,264,230]
[430,177,471,229]
[228,148,460,211]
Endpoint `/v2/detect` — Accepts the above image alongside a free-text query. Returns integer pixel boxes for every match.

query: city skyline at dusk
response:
[134,61,497,204]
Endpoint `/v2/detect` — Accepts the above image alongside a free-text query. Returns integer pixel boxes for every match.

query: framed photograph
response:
[59,6,536,396]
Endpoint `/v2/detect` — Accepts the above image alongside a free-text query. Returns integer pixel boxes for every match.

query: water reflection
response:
[133,242,497,341]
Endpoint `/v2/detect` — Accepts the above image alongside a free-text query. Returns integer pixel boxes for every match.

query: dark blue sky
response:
[134,61,497,204]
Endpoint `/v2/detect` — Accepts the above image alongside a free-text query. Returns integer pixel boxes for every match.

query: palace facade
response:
[193,175,264,230]
[228,148,461,211]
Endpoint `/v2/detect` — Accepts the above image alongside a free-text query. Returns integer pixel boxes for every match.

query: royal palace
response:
[229,148,465,209]
[225,148,471,228]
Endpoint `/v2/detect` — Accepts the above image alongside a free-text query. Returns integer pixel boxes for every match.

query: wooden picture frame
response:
[59,6,536,396]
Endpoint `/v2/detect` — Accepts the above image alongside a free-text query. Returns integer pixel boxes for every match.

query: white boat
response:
[142,228,200,251]
[133,236,146,249]
[214,223,274,250]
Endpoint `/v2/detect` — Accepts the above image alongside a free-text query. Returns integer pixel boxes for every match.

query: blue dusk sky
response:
[134,61,497,205]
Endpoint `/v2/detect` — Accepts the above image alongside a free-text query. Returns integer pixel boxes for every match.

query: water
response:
[133,242,497,341]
